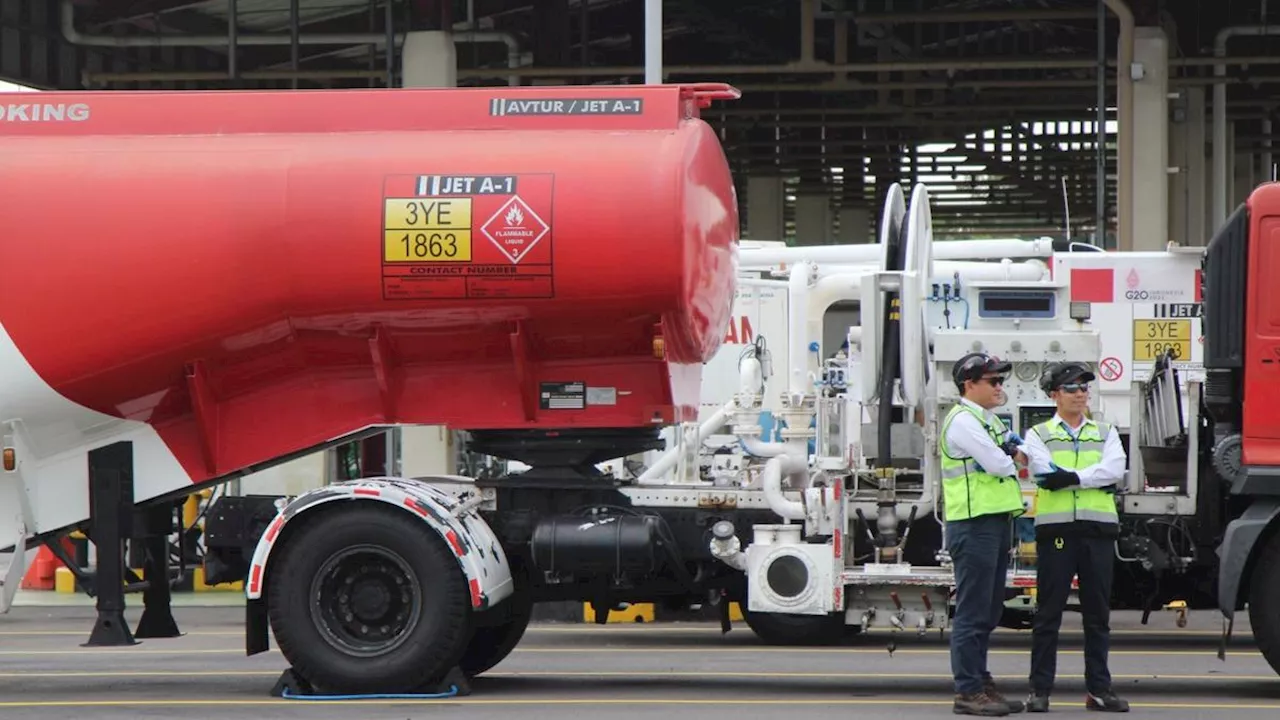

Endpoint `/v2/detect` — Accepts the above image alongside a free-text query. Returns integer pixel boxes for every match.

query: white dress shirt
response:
[1021,413,1127,489]
[943,398,1020,477]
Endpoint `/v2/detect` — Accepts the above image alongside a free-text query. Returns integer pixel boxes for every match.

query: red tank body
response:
[0,84,740,485]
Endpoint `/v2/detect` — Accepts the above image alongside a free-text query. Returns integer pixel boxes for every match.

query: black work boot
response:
[1025,693,1050,713]
[954,691,1011,716]
[984,679,1025,713]
[1085,690,1130,712]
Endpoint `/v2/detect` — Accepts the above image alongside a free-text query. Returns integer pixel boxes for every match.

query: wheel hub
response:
[311,545,421,657]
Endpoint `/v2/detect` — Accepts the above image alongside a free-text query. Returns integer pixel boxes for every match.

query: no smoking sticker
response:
[1099,357,1123,382]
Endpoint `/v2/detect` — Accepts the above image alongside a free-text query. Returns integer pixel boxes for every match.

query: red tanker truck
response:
[0,83,742,696]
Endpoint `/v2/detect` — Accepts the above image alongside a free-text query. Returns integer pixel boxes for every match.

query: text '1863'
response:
[383,198,472,262]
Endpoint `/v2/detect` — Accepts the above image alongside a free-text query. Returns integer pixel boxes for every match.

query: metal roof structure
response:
[4,1,1279,242]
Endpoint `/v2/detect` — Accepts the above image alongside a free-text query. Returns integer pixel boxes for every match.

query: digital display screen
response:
[984,296,1052,312]
[977,291,1056,319]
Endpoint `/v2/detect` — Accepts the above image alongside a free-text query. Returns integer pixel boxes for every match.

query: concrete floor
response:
[1,597,1278,719]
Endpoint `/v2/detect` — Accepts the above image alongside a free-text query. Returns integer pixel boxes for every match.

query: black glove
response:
[999,438,1021,458]
[1035,467,1080,491]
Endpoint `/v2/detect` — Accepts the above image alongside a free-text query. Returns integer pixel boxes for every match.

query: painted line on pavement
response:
[0,646,1257,657]
[1,698,1279,710]
[0,669,1273,681]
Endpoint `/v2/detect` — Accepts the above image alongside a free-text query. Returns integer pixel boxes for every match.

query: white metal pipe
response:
[1214,26,1280,227]
[636,400,735,484]
[1104,0,1134,251]
[636,348,775,481]
[762,452,808,521]
[809,272,870,307]
[786,259,1051,283]
[739,237,1056,268]
[788,261,814,400]
[645,0,662,84]
[806,273,869,357]
[932,259,1050,282]
[741,435,790,458]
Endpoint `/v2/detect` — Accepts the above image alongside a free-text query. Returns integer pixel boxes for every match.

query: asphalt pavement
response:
[1,598,1278,719]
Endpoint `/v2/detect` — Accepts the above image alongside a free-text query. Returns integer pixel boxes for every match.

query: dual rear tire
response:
[265,504,528,694]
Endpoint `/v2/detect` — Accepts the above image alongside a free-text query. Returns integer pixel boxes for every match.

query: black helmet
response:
[1039,361,1096,394]
[952,352,1012,386]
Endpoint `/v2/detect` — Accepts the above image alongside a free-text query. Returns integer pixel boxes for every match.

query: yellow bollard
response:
[54,567,76,593]
[583,602,655,623]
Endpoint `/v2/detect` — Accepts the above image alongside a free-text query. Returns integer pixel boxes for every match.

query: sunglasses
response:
[982,376,1006,387]
[1057,383,1090,394]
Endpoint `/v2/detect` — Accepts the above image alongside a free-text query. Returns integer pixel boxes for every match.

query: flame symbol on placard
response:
[505,205,525,226]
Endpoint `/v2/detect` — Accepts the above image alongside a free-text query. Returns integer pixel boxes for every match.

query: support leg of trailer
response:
[135,502,182,639]
[84,441,138,647]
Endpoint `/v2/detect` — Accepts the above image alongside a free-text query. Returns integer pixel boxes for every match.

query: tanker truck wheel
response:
[1247,528,1280,677]
[266,504,472,695]
[743,610,859,646]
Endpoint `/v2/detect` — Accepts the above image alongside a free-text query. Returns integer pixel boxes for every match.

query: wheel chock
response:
[270,665,472,699]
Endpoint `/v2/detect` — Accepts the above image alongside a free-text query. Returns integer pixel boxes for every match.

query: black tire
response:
[266,504,472,694]
[458,589,533,677]
[743,610,860,646]
[1247,528,1280,677]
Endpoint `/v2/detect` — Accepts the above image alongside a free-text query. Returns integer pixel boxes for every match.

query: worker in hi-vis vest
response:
[939,352,1028,717]
[1021,361,1130,713]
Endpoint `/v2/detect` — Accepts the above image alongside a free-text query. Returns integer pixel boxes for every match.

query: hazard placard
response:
[481,196,550,264]
[1133,319,1192,362]
[380,173,556,301]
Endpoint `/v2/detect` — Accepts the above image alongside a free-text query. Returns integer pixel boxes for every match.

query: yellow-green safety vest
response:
[1030,418,1119,528]
[938,403,1026,522]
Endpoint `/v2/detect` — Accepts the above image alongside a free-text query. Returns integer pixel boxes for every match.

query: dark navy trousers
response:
[1029,533,1116,696]
[947,512,1013,695]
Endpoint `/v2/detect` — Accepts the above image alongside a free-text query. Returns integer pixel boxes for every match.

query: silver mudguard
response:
[243,476,513,611]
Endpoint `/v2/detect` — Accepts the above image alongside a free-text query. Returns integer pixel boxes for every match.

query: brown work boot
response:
[954,690,1011,716]
[984,679,1025,713]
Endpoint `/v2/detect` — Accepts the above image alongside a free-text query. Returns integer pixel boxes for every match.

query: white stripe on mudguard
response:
[0,321,194,550]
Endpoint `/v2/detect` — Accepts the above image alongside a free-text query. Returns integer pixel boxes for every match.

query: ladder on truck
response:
[1137,350,1190,493]
[1142,351,1186,447]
